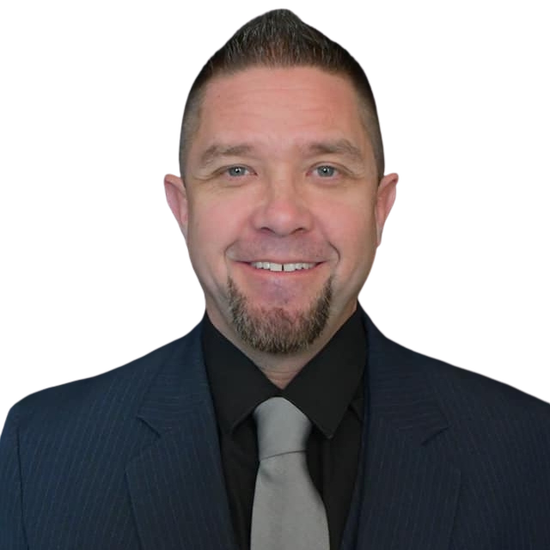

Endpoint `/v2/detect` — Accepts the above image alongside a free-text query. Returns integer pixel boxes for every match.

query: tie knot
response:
[253,397,312,460]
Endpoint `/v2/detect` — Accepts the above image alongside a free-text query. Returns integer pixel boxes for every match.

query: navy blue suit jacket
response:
[2,312,550,549]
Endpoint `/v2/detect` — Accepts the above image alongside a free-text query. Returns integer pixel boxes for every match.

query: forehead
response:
[189,66,371,161]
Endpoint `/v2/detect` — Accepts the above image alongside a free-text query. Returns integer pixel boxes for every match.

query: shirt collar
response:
[202,305,367,438]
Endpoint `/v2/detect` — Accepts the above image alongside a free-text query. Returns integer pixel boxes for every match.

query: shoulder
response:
[363,310,550,451]
[367,330,550,490]
[4,329,196,434]
[365,312,550,422]
[417,345,550,421]
[385,337,550,460]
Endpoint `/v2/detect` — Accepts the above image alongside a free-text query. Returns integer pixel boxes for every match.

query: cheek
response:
[186,196,248,261]
[322,200,377,256]
[324,210,378,292]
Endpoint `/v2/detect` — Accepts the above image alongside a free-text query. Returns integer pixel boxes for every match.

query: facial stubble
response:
[227,275,333,354]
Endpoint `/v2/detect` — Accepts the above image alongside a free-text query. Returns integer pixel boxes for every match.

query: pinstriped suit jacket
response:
[2,311,550,549]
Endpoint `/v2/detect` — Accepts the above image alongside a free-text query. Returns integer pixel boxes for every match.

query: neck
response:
[208,303,357,389]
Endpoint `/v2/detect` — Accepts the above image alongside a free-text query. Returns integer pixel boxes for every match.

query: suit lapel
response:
[125,324,238,550]
[346,313,461,550]
[123,311,461,550]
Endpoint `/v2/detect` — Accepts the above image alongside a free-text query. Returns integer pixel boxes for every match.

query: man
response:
[1,8,549,550]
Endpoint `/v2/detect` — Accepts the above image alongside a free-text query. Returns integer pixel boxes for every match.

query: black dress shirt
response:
[202,306,367,550]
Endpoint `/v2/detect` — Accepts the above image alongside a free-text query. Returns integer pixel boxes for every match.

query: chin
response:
[226,275,333,355]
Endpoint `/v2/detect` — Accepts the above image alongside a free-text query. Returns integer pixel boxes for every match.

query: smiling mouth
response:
[249,261,318,272]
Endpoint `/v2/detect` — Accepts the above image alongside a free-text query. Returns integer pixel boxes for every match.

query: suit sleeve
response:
[0,406,29,549]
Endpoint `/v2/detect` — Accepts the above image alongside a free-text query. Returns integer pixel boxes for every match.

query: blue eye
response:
[227,166,249,177]
[315,165,337,177]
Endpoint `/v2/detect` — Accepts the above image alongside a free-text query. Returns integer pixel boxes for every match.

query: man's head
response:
[165,10,398,360]
[179,9,385,182]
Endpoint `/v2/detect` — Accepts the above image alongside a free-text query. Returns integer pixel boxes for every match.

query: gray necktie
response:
[250,397,330,550]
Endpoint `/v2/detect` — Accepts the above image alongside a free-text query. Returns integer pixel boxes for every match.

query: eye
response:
[314,165,339,178]
[226,165,250,177]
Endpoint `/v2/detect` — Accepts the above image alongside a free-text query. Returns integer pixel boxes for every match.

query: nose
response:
[251,176,314,237]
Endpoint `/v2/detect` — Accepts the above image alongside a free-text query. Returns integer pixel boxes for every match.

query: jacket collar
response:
[128,310,460,550]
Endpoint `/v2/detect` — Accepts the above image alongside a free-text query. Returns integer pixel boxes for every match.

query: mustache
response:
[227,239,333,263]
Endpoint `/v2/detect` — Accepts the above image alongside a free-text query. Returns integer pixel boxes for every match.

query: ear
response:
[164,174,189,240]
[375,172,398,246]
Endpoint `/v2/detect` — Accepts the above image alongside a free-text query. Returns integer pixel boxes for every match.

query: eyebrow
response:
[196,138,365,168]
[303,139,364,163]
[198,144,255,168]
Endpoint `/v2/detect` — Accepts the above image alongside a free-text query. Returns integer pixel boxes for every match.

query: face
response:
[165,67,397,355]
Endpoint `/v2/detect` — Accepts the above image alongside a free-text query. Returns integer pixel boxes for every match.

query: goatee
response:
[227,276,332,354]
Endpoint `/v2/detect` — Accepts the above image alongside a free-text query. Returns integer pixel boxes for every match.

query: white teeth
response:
[250,261,316,272]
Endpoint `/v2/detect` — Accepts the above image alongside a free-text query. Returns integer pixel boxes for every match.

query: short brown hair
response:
[179,9,384,180]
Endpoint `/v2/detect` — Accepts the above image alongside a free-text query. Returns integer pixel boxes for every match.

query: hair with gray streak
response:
[179,9,384,180]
